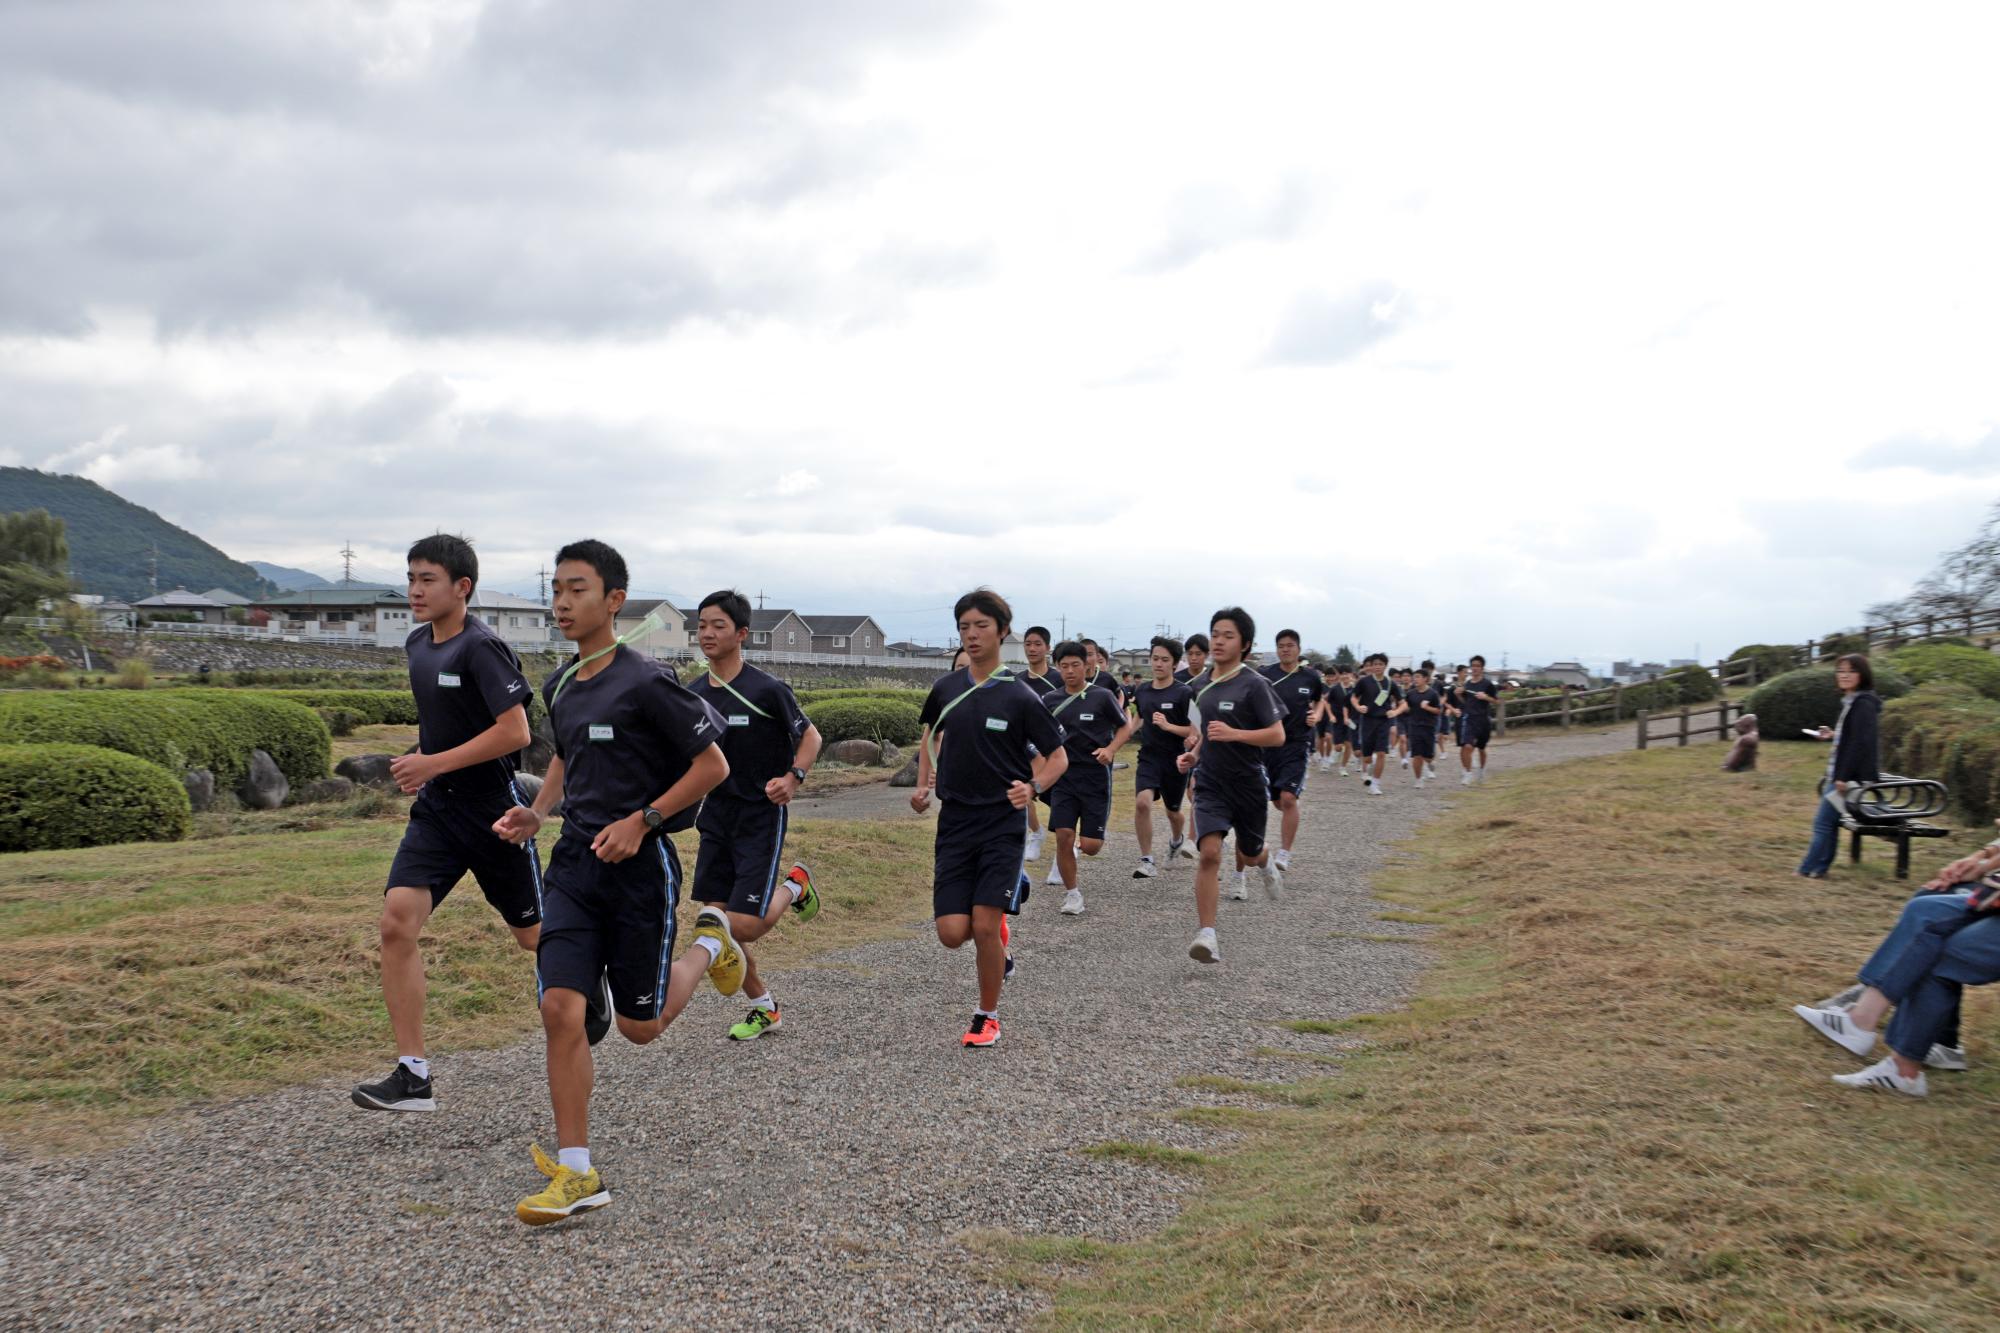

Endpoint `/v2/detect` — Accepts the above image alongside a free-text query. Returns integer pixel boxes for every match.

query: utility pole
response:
[148,543,159,594]
[757,589,767,610]
[340,542,357,585]
[1059,613,1067,640]
[537,564,549,604]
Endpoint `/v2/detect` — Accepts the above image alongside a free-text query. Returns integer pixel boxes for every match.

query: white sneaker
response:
[1132,857,1157,879]
[1832,1056,1927,1097]
[1024,829,1045,862]
[1173,838,1196,861]
[1188,927,1220,964]
[1227,871,1250,901]
[1368,781,1384,797]
[1273,848,1290,871]
[1060,888,1085,915]
[1259,860,1284,901]
[1476,768,1487,783]
[1461,772,1475,786]
[1045,862,1065,886]
[1400,756,1410,769]
[1339,767,1349,777]
[1792,1004,1877,1058]
[1817,983,1865,1011]
[1925,1044,1969,1071]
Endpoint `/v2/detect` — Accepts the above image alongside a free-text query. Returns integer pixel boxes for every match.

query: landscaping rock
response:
[827,738,883,767]
[182,768,215,813]
[297,776,355,804]
[880,743,903,768]
[237,749,289,810]
[889,753,922,788]
[516,734,556,777]
[335,754,398,791]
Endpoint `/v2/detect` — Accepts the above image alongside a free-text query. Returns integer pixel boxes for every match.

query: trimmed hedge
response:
[1880,682,2000,825]
[0,691,331,788]
[794,687,928,708]
[1664,664,1719,704]
[1883,644,2000,702]
[1725,644,1802,682]
[804,696,924,748]
[0,743,192,852]
[1742,663,1910,741]
[241,689,419,726]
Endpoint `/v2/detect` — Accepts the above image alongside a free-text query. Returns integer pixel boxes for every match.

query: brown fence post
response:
[1678,706,1690,746]
[1717,701,1731,742]
[1614,682,1625,720]
[1496,696,1507,738]
[1561,685,1572,731]
[1637,709,1649,750]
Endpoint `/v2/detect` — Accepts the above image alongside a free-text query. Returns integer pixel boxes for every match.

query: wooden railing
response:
[1635,701,1741,750]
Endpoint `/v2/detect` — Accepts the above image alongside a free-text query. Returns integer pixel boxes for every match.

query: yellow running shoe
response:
[693,905,745,996]
[516,1143,610,1226]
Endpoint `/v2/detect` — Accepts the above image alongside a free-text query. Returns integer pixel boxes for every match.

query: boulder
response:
[880,743,903,768]
[238,748,290,810]
[512,771,544,803]
[889,753,922,788]
[182,768,215,813]
[297,776,356,804]
[335,754,399,791]
[827,738,882,767]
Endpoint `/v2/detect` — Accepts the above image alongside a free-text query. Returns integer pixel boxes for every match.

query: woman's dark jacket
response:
[1831,689,1881,785]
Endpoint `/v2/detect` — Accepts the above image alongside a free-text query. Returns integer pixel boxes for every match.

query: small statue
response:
[1721,712,1760,772]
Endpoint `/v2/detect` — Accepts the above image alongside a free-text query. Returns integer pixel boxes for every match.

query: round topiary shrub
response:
[1818,633,1868,658]
[1883,644,2000,702]
[805,696,924,748]
[1725,644,1802,683]
[0,691,331,789]
[1665,665,1720,704]
[320,708,362,737]
[1744,662,1910,740]
[0,743,192,851]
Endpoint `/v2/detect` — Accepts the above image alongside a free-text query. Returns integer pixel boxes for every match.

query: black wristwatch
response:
[790,766,808,784]
[640,807,665,832]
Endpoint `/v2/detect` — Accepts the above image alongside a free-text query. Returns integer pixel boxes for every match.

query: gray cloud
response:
[1263,284,1400,366]
[0,1,990,338]
[1134,177,1313,274]
[1852,428,2000,476]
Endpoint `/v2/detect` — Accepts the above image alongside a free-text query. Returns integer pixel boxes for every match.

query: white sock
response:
[784,879,801,905]
[976,1008,998,1020]
[1140,855,1154,863]
[748,992,775,1011]
[695,936,722,962]
[558,1146,591,1175]
[399,1055,429,1080]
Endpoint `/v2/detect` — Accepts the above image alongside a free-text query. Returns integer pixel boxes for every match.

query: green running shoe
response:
[728,1005,783,1041]
[786,863,819,923]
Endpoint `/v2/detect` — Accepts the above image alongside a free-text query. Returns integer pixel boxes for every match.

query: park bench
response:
[1826,774,1950,879]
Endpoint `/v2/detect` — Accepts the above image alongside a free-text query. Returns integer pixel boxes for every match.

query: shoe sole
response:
[728,1017,782,1041]
[516,1189,612,1225]
[961,1033,1001,1048]
[1189,939,1220,964]
[789,864,819,922]
[350,1090,436,1112]
[1061,907,1084,916]
[1132,868,1157,878]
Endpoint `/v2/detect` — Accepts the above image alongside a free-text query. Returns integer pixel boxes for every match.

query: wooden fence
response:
[1635,701,1741,750]
[1709,607,2000,690]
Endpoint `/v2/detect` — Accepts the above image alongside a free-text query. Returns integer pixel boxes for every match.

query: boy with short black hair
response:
[1132,636,1195,876]
[1042,640,1137,915]
[353,533,548,1116]
[910,589,1068,1048]
[1016,626,1058,862]
[1176,634,1210,685]
[690,589,825,1042]
[1177,607,1287,963]
[1349,653,1402,796]
[1458,654,1506,784]
[494,539,743,1225]
[1257,629,1324,875]
[1081,638,1122,705]
[1403,667,1444,786]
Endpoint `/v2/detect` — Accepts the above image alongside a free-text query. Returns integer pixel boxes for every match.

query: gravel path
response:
[6,727,1643,1330]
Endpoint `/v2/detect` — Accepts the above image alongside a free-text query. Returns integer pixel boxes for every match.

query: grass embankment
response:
[0,800,932,1150]
[1013,744,2000,1329]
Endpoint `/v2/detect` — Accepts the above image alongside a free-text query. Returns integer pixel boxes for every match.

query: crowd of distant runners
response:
[349,534,1513,1226]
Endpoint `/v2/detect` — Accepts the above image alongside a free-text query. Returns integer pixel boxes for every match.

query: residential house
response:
[1534,661,1595,689]
[250,585,412,647]
[803,615,888,657]
[887,640,951,660]
[200,587,252,608]
[132,588,230,625]
[616,596,690,658]
[1000,632,1026,666]
[465,589,556,649]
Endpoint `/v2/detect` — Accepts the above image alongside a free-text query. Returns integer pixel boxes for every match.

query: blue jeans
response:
[1859,890,2000,1061]
[1798,794,1843,876]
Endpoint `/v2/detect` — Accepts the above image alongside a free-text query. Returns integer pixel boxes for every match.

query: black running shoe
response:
[585,971,614,1047]
[352,1063,436,1112]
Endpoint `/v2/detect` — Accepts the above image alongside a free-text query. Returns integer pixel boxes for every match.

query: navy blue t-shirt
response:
[918,668,1067,807]
[1349,673,1401,720]
[1460,677,1501,716]
[405,618,531,794]
[1192,667,1283,788]
[1403,686,1443,731]
[1133,679,1196,754]
[690,662,810,804]
[1018,668,1063,699]
[1045,685,1125,767]
[1258,664,1326,743]
[542,646,725,839]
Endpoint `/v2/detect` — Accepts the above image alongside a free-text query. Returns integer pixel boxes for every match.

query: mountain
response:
[248,561,333,591]
[0,467,274,602]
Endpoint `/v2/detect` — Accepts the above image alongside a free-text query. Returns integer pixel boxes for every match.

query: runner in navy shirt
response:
[1174,633,1209,685]
[1015,625,1059,866]
[1256,629,1324,876]
[1457,654,1506,783]
[1349,653,1403,795]
[1403,667,1445,786]
[1131,636,1196,878]
[354,534,544,1118]
[1041,640,1137,916]
[689,590,825,1043]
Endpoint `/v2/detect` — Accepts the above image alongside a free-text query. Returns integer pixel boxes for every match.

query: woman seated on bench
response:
[1792,836,2000,1096]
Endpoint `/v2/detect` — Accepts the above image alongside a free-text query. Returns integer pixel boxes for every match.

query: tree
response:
[0,510,73,618]
[1870,499,2000,628]
[1331,643,1358,671]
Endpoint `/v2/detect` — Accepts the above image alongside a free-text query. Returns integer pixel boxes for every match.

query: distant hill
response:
[248,561,333,591]
[0,467,274,602]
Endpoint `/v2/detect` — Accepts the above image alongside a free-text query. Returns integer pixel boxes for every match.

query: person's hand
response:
[1835,780,1849,795]
[1176,751,1196,773]
[1817,726,1834,740]
[1092,746,1116,766]
[1151,710,1169,728]
[1007,780,1033,809]
[910,786,932,814]
[764,773,800,806]
[1926,854,1984,889]
[1206,720,1236,741]
[591,812,646,863]
[492,805,543,845]
[389,751,443,795]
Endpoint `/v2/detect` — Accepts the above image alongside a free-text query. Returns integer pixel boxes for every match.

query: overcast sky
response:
[4,1,1997,667]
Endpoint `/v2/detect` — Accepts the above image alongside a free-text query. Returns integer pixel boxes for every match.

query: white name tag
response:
[1219,701,1236,712]
[1080,713,1095,721]
[438,673,461,687]
[588,724,614,741]
[985,717,1009,731]
[1298,686,1310,694]
[727,714,751,727]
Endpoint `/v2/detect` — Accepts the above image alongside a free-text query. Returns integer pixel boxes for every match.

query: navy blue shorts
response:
[386,783,543,928]
[933,801,1029,919]
[1314,718,1333,739]
[1266,742,1311,802]
[1192,775,1267,859]
[1358,716,1394,757]
[536,831,681,1021]
[1407,728,1438,760]
[1133,749,1188,811]
[692,794,789,916]
[1046,765,1112,841]
[1331,721,1352,745]
[1461,715,1494,750]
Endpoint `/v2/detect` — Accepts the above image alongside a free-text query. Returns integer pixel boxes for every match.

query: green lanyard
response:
[925,667,1016,770]
[706,669,772,719]
[1195,664,1246,706]
[547,609,665,709]
[1051,687,1089,717]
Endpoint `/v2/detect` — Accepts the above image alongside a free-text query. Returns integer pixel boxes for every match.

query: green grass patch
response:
[1079,1141,1212,1170]
[1035,743,2000,1328]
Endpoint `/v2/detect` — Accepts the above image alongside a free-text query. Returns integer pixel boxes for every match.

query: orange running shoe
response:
[961,1013,1001,1048]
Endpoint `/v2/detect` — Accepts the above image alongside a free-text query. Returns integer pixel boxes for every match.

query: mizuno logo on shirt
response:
[588,724,614,741]
[438,673,461,687]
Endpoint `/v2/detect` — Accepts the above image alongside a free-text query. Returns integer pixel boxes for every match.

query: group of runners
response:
[349,535,1510,1228]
